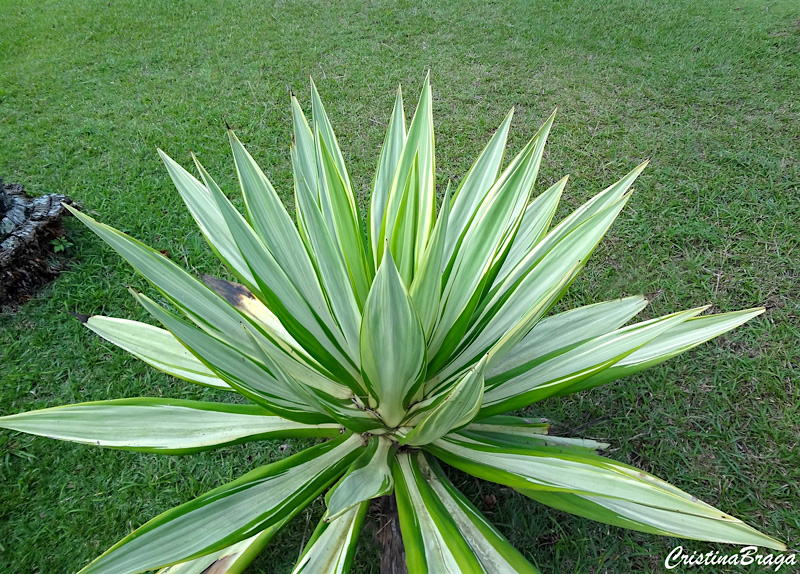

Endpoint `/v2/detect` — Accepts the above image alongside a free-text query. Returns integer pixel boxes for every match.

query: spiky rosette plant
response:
[0,76,785,574]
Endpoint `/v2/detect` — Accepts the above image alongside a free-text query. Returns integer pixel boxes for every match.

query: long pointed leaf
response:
[428,434,785,551]
[553,308,766,396]
[82,315,228,390]
[481,307,706,416]
[487,295,648,382]
[133,291,330,425]
[0,398,338,454]
[370,85,406,270]
[428,112,556,369]
[157,521,287,574]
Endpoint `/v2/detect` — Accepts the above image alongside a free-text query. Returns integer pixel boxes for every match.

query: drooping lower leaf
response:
[78,433,363,574]
[393,452,485,573]
[422,455,542,574]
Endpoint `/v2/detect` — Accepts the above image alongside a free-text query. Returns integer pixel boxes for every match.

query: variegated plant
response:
[0,77,784,574]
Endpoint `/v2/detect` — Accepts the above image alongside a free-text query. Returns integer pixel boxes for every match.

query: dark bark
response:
[0,181,72,305]
[378,495,407,574]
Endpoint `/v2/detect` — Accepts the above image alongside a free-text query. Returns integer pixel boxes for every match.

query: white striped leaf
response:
[290,95,319,251]
[534,160,648,253]
[157,149,256,288]
[360,246,426,427]
[492,175,567,287]
[325,436,394,521]
[157,521,287,574]
[443,195,632,383]
[428,434,785,551]
[294,123,363,353]
[240,321,382,433]
[64,205,262,356]
[78,433,364,574]
[82,315,228,390]
[457,426,609,454]
[199,275,348,395]
[311,81,373,307]
[199,275,300,356]
[0,398,337,454]
[292,503,367,574]
[444,109,514,266]
[394,452,484,573]
[410,182,451,341]
[428,112,555,371]
[377,75,435,284]
[481,307,706,416]
[422,455,542,574]
[133,291,330,425]
[200,157,362,390]
[487,296,648,382]
[369,85,406,271]
[401,356,486,447]
[552,308,766,396]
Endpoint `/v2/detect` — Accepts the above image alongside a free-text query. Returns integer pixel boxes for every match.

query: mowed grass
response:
[1,0,798,572]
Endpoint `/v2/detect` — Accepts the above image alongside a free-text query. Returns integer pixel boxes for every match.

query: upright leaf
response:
[377,75,436,283]
[409,182,451,341]
[360,246,427,427]
[444,109,514,265]
[311,80,373,305]
[159,150,256,288]
[370,85,407,270]
[428,112,556,369]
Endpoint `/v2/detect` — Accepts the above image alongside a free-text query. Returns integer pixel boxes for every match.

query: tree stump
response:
[378,495,407,574]
[0,178,72,305]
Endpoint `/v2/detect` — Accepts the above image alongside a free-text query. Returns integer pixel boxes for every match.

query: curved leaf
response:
[325,436,394,521]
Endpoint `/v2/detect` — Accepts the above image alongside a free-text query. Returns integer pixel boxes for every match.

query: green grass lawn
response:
[1,0,798,572]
